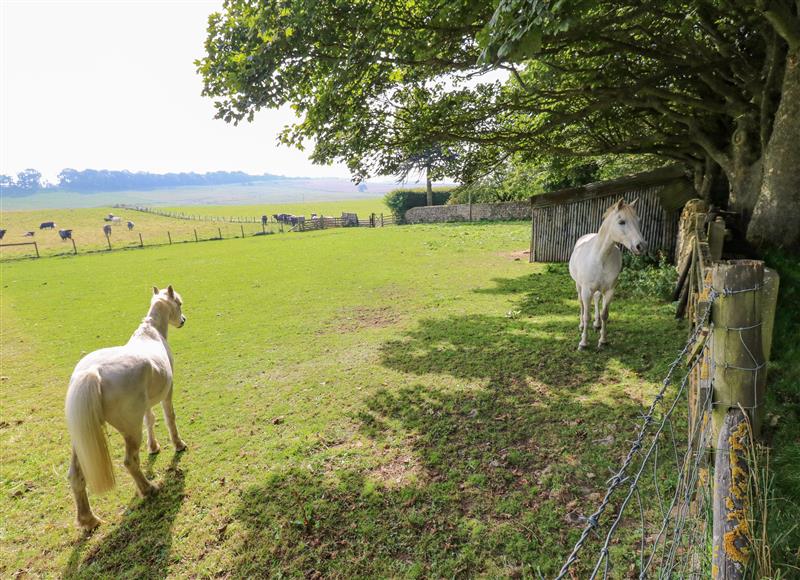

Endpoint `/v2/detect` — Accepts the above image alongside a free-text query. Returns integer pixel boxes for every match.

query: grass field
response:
[0,200,388,259]
[160,199,390,221]
[0,181,397,210]
[1,220,699,577]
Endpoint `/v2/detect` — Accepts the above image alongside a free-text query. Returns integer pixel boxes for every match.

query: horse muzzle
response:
[632,241,648,255]
[179,315,186,328]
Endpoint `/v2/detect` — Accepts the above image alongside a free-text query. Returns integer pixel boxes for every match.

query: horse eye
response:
[619,220,626,226]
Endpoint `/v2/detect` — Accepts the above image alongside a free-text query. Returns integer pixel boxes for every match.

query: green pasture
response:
[160,199,389,221]
[0,200,387,259]
[0,221,695,577]
[0,221,722,577]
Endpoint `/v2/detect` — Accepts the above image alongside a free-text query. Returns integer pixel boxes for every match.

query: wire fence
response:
[554,207,776,579]
[555,295,717,578]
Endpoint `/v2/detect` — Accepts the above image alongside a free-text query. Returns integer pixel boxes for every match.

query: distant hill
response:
[1,168,293,196]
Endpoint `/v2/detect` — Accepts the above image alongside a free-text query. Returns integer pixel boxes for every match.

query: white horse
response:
[568,199,647,350]
[65,286,187,530]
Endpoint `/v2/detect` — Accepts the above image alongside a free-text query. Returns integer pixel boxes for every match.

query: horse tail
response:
[65,370,115,493]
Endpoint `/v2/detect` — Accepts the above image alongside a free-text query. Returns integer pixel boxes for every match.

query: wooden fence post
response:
[194,229,198,242]
[711,259,766,440]
[34,241,40,258]
[713,409,751,579]
[139,233,144,247]
[709,259,767,580]
[241,224,245,238]
[218,227,222,239]
[71,238,77,255]
[168,231,172,244]
[708,216,726,262]
[105,233,111,250]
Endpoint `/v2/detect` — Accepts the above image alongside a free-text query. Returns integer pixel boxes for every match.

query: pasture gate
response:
[555,204,780,579]
[529,167,694,262]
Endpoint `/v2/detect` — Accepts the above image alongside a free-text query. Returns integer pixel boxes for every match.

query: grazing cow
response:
[0,229,6,240]
[40,221,56,230]
[261,215,268,226]
[59,229,73,241]
[103,224,112,236]
[24,231,35,237]
[127,221,135,231]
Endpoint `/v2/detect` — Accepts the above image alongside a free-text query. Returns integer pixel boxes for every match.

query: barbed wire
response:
[555,279,764,578]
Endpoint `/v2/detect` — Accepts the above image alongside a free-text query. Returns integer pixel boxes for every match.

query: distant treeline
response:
[0,168,287,196]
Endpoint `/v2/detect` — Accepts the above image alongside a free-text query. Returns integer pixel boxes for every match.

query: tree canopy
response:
[199,0,800,248]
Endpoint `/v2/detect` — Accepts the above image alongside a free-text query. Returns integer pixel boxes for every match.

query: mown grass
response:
[1,222,693,577]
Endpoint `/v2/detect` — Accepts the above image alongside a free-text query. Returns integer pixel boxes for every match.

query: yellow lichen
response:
[722,420,752,566]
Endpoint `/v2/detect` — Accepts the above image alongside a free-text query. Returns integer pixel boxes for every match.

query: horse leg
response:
[68,449,101,530]
[123,431,158,497]
[598,289,614,348]
[162,390,187,452]
[578,287,593,350]
[576,283,584,331]
[145,408,160,454]
[593,291,602,330]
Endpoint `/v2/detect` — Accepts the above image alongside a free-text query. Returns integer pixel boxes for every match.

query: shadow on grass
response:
[63,453,186,579]
[229,270,687,577]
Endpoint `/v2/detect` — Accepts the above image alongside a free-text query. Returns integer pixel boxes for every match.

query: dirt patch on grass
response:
[318,306,401,334]
[499,249,530,261]
[368,452,424,488]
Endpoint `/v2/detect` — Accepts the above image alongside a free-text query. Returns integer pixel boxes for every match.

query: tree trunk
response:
[426,169,433,206]
[748,48,800,249]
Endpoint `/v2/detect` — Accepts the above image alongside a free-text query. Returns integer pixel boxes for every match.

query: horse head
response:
[603,199,647,255]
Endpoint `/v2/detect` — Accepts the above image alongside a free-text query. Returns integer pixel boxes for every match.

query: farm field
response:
[1,222,693,577]
[159,199,390,221]
[0,200,389,259]
[0,180,397,211]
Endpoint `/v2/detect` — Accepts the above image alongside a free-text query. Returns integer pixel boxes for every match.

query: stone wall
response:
[404,201,531,224]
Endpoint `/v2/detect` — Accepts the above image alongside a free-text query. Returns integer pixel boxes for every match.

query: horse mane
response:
[602,200,624,220]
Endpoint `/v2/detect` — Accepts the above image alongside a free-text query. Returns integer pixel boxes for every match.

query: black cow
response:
[59,229,73,240]
[40,221,56,230]
[0,229,6,240]
[103,224,112,236]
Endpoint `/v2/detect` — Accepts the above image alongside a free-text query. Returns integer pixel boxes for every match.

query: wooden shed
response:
[529,166,695,262]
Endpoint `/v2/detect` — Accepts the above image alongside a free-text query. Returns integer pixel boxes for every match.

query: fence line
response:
[0,224,279,262]
[555,206,779,578]
[115,204,396,230]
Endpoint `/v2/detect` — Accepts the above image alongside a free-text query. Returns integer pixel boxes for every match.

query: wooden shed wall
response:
[529,177,685,263]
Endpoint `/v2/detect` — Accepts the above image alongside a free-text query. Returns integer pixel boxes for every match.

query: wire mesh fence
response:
[555,245,773,578]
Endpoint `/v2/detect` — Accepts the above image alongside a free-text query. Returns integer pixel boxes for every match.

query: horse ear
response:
[153,286,159,295]
[167,285,174,298]
[629,198,638,207]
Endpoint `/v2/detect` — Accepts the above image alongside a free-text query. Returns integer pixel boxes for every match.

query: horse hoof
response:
[593,323,602,331]
[148,445,161,455]
[78,514,102,531]
[598,341,609,349]
[175,441,187,453]
[578,343,588,351]
[142,482,160,497]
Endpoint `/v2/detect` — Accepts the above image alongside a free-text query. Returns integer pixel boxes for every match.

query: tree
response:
[15,169,42,191]
[198,0,800,249]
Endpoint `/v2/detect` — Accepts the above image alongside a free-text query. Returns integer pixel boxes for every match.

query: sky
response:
[0,0,356,182]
